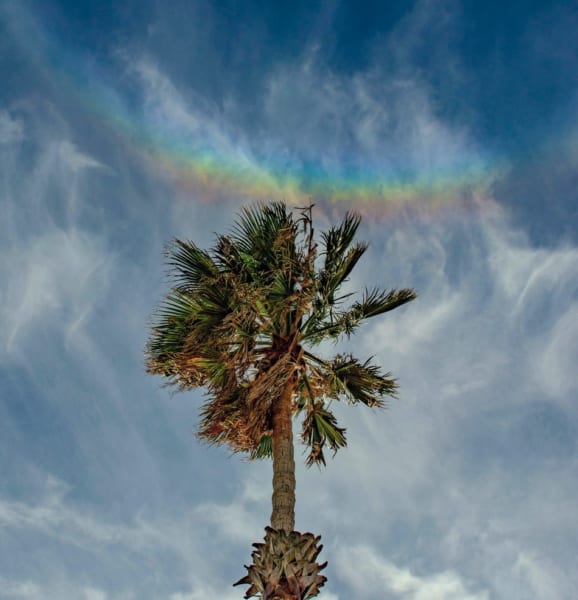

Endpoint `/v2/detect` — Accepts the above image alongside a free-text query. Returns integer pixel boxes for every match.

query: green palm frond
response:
[213,234,248,275]
[303,287,417,344]
[325,354,397,407]
[352,287,418,318]
[167,239,219,292]
[146,291,198,361]
[301,404,347,466]
[250,434,273,459]
[321,212,362,264]
[315,213,367,309]
[231,202,297,272]
[317,243,367,306]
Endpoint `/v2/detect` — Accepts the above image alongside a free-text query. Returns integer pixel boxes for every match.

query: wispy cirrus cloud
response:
[1,2,577,600]
[0,110,24,145]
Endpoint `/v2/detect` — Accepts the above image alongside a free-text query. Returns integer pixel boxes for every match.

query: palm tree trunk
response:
[270,384,296,532]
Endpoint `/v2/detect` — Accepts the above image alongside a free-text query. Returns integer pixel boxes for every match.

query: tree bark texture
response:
[270,384,296,532]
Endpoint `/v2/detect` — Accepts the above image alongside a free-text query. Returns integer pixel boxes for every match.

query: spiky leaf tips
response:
[146,202,416,465]
[233,527,328,600]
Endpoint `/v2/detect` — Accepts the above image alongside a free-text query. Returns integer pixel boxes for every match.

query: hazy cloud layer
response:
[1,1,577,599]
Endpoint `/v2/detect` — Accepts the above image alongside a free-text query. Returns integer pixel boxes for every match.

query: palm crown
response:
[146,202,416,467]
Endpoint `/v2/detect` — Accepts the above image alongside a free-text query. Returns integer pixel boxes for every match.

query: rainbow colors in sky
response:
[147,144,499,219]
[24,13,504,219]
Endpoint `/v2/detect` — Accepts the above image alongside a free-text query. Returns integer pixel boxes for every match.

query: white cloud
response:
[336,545,488,600]
[0,110,24,145]
[0,579,41,599]
[0,478,130,548]
[194,470,269,543]
[128,58,258,170]
[0,576,117,600]
[0,475,250,598]
[0,580,134,600]
[168,590,245,600]
[0,112,114,364]
[0,228,111,358]
[538,303,578,398]
[511,552,567,599]
[56,141,108,172]
[83,590,108,600]
[261,38,480,186]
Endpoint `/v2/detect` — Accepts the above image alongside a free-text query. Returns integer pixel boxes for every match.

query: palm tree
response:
[145,202,416,599]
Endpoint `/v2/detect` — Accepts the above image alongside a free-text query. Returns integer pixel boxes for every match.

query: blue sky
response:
[1,1,577,599]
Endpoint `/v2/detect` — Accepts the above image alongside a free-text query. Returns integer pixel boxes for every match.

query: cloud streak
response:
[1,2,577,599]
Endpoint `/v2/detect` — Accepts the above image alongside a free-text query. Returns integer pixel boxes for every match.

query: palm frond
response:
[197,385,257,452]
[352,287,417,318]
[167,239,219,292]
[324,354,397,406]
[250,434,273,459]
[231,202,297,271]
[303,286,417,344]
[317,243,367,306]
[321,212,361,264]
[316,212,366,305]
[301,404,347,467]
[145,291,199,363]
[212,234,247,275]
